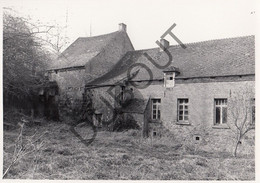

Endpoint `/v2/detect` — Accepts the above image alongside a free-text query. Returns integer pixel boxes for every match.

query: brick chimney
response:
[119,23,127,32]
[159,39,169,52]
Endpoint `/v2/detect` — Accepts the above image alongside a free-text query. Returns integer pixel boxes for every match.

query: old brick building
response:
[85,33,255,154]
[49,24,255,153]
[47,23,134,117]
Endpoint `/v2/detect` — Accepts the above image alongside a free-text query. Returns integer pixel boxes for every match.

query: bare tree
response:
[3,8,69,117]
[3,11,50,98]
[228,86,255,157]
[3,8,70,178]
[43,23,70,54]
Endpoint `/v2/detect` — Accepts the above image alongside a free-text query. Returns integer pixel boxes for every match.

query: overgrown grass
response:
[3,121,255,180]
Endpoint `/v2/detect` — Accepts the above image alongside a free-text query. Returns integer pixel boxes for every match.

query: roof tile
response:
[49,31,122,70]
[89,35,254,85]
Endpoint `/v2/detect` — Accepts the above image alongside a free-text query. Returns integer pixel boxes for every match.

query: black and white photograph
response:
[1,0,258,181]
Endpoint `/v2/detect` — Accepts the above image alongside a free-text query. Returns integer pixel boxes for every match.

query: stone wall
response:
[89,85,121,125]
[135,79,255,154]
[50,69,86,99]
[161,81,254,127]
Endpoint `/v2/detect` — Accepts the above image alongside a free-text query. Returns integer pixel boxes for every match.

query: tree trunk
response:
[234,140,240,157]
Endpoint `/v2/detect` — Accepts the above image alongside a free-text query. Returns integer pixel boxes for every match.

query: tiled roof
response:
[163,66,180,73]
[88,35,254,85]
[49,31,124,70]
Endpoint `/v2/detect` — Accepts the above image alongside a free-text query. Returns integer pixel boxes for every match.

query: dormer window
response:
[163,66,180,88]
[164,72,175,87]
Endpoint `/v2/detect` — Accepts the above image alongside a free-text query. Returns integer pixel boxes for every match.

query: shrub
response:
[109,114,140,132]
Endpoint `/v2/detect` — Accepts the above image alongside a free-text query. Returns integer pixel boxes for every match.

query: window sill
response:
[212,124,230,129]
[176,121,191,126]
[165,87,174,90]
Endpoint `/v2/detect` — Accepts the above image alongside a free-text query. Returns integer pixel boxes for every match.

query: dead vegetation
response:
[3,121,255,180]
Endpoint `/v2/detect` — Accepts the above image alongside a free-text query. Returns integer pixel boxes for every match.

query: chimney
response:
[119,23,127,32]
[159,39,169,52]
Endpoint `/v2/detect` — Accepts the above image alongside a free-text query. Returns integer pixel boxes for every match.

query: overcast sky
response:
[2,0,256,50]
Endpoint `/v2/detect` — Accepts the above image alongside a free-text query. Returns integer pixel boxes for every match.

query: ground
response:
[3,121,255,180]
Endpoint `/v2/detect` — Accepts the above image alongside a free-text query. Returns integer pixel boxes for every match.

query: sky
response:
[2,0,257,50]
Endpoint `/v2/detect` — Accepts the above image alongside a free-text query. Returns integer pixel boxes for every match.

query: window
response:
[178,99,189,122]
[152,99,161,120]
[214,99,227,125]
[251,98,255,126]
[164,72,175,87]
[153,131,157,136]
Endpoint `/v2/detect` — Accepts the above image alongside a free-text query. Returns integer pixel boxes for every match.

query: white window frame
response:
[177,99,189,122]
[214,99,227,125]
[151,98,161,120]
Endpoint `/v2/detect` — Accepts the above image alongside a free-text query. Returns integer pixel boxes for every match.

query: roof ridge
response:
[176,35,255,47]
[129,47,158,53]
[77,31,120,40]
[58,31,121,58]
